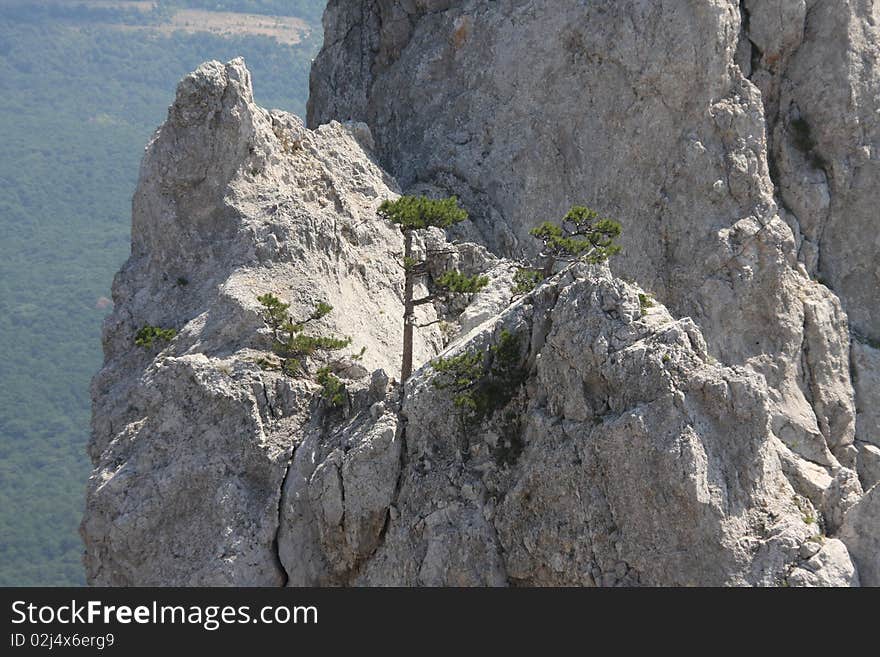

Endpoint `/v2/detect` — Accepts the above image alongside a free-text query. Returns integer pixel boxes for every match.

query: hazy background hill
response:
[0,0,327,586]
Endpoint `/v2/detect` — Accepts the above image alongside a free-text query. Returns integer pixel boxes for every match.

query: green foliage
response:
[313,301,333,320]
[431,330,527,431]
[530,205,622,264]
[638,293,655,315]
[435,270,489,295]
[0,6,325,585]
[256,293,290,328]
[378,195,468,232]
[377,193,484,383]
[511,267,545,297]
[431,350,485,417]
[1,1,164,26]
[287,333,353,360]
[490,330,523,378]
[257,295,352,374]
[254,293,355,407]
[134,325,177,349]
[316,367,347,408]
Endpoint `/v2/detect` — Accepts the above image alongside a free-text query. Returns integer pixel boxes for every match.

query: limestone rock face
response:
[311,0,880,341]
[272,265,858,586]
[308,0,878,569]
[840,485,880,586]
[743,0,880,341]
[82,58,436,585]
[356,268,857,586]
[85,0,880,586]
[853,340,880,489]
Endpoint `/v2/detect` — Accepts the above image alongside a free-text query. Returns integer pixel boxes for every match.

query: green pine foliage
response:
[511,267,545,297]
[377,195,468,231]
[430,350,485,417]
[256,293,290,328]
[257,294,352,375]
[435,270,490,295]
[431,330,526,431]
[134,325,177,349]
[315,367,347,408]
[530,205,622,264]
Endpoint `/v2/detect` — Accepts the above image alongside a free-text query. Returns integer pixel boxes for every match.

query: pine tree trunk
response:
[401,229,414,385]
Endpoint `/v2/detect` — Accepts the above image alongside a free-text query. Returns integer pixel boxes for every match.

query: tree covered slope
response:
[0,0,327,586]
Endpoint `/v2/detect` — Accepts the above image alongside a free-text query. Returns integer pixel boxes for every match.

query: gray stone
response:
[309,0,864,518]
[787,538,859,587]
[853,340,880,448]
[856,442,880,490]
[354,268,851,586]
[840,486,880,587]
[82,58,434,585]
[83,0,880,585]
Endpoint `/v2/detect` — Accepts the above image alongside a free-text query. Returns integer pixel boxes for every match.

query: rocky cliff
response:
[83,0,879,586]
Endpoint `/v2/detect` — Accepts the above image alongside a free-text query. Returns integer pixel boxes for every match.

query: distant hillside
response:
[3,1,319,45]
[0,0,327,586]
[161,1,325,21]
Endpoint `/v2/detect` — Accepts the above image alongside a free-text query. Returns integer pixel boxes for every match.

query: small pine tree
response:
[316,367,347,408]
[510,267,545,300]
[256,294,352,376]
[431,329,526,433]
[509,206,622,299]
[530,205,622,276]
[134,325,176,349]
[378,195,489,384]
[430,349,485,421]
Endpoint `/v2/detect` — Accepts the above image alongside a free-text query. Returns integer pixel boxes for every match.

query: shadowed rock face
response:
[83,0,879,587]
[309,1,880,340]
[309,0,879,512]
[309,0,880,485]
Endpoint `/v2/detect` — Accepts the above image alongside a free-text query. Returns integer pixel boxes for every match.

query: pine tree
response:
[256,294,352,376]
[378,195,489,385]
[134,325,176,349]
[507,206,622,301]
[530,205,622,276]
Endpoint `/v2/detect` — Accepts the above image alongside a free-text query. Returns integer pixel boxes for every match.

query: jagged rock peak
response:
[83,57,421,585]
[309,0,879,565]
[285,264,859,586]
[83,0,880,587]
